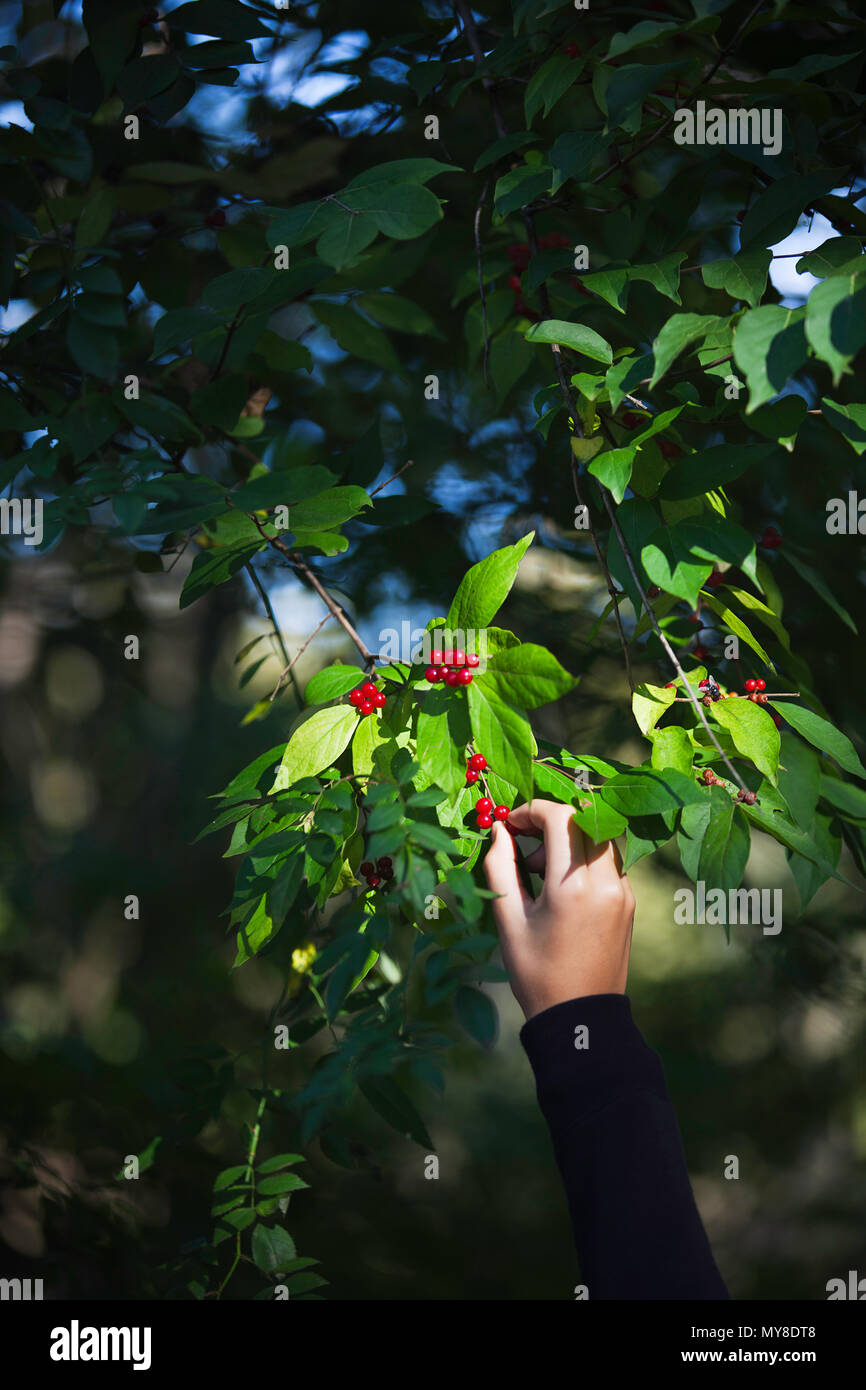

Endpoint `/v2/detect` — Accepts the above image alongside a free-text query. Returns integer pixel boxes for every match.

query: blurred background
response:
[2,0,866,1300]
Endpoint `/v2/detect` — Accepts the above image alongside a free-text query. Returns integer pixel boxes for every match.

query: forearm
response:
[521,993,729,1300]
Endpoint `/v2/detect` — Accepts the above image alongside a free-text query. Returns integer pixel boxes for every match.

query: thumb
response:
[483,821,532,936]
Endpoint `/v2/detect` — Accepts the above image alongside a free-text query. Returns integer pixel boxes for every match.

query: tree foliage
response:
[3,0,866,1297]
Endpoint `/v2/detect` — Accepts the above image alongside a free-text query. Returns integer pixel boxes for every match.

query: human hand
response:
[483,799,635,1021]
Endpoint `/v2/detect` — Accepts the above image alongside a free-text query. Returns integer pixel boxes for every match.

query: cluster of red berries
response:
[360,855,392,891]
[349,680,387,717]
[744,678,769,705]
[735,789,758,805]
[700,767,757,805]
[424,649,480,688]
[759,526,782,550]
[464,753,510,830]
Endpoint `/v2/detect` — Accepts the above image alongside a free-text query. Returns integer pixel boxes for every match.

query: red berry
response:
[743,790,757,805]
[563,43,580,58]
[360,862,374,876]
[514,299,530,315]
[444,670,460,686]
[693,645,709,660]
[469,754,487,772]
[659,440,681,460]
[744,679,758,692]
[759,526,782,549]
[706,569,724,588]
[205,209,226,228]
[373,691,386,708]
[361,681,377,700]
[380,865,394,880]
[457,669,473,685]
[349,689,363,706]
[508,243,529,265]
[359,699,374,716]
[452,649,466,666]
[621,411,641,429]
[442,650,454,665]
[476,797,493,815]
[430,649,443,665]
[466,653,480,668]
[465,769,479,785]
[367,874,381,889]
[477,813,494,830]
[736,210,746,222]
[755,678,766,691]
[664,682,675,689]
[508,275,522,291]
[424,667,439,683]
[493,805,509,821]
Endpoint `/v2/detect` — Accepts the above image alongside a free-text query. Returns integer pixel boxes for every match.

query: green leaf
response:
[359,1076,433,1148]
[454,986,498,1049]
[701,593,773,667]
[795,237,863,279]
[804,268,866,385]
[599,767,704,817]
[232,467,338,512]
[343,180,444,240]
[629,253,687,305]
[571,793,628,843]
[659,442,776,499]
[251,1224,297,1275]
[524,319,613,365]
[152,306,221,357]
[649,314,723,387]
[180,541,263,609]
[289,485,372,532]
[257,1172,310,1196]
[677,786,749,890]
[549,129,604,192]
[701,249,771,309]
[446,532,534,631]
[588,447,634,503]
[651,725,693,776]
[473,131,535,172]
[416,692,471,799]
[780,549,857,634]
[525,52,582,125]
[214,1164,248,1190]
[773,702,866,778]
[710,697,780,784]
[493,165,553,216]
[482,643,578,710]
[274,706,359,788]
[732,305,808,412]
[257,1153,305,1174]
[641,526,713,606]
[66,314,117,379]
[304,665,362,705]
[820,398,866,455]
[356,292,436,335]
[632,681,677,737]
[312,301,401,371]
[315,211,378,269]
[739,172,841,250]
[168,0,268,38]
[467,681,534,802]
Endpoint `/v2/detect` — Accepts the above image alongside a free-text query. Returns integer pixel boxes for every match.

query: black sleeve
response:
[520,993,729,1300]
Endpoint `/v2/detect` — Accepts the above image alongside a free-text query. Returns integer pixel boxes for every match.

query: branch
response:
[244,512,379,670]
[474,178,492,387]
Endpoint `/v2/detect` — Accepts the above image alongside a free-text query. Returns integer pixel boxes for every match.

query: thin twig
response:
[369,459,415,498]
[246,561,302,707]
[269,613,334,701]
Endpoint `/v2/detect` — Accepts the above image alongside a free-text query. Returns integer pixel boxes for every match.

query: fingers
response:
[505,799,586,883]
[483,820,533,935]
